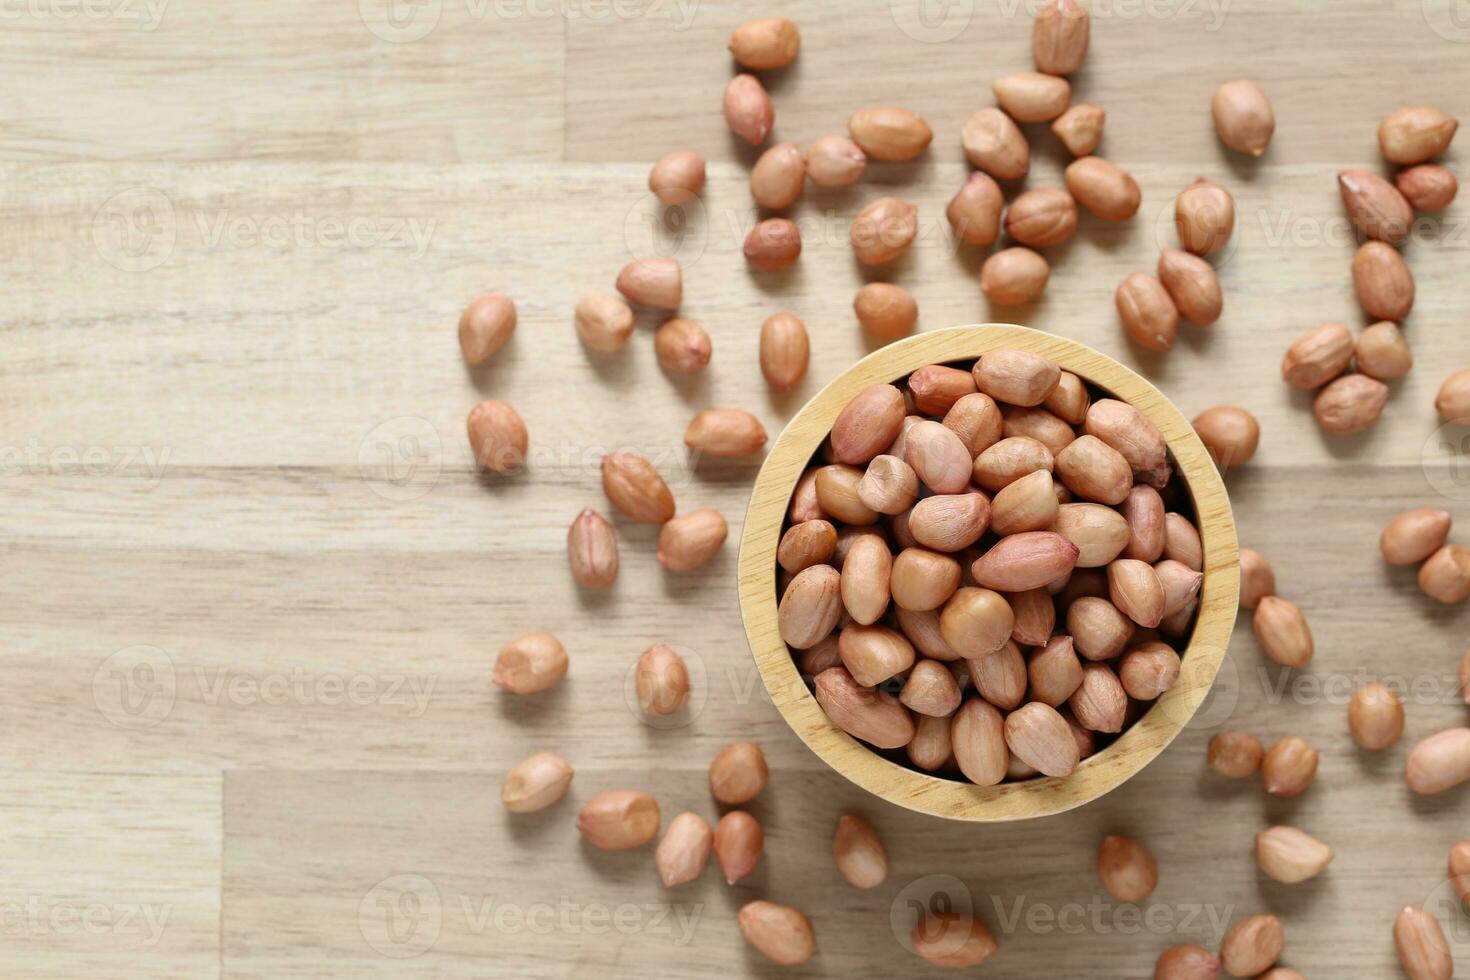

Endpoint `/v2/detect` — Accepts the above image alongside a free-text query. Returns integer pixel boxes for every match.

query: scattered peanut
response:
[713,810,763,883]
[1219,914,1285,977]
[1419,545,1470,603]
[1406,727,1470,793]
[1255,826,1333,884]
[805,135,867,187]
[994,71,1072,123]
[728,16,800,70]
[1355,321,1413,381]
[831,815,888,889]
[1379,105,1459,165]
[759,312,809,391]
[653,318,711,374]
[1348,681,1404,750]
[1381,508,1452,565]
[1393,905,1453,980]
[738,901,815,966]
[567,508,619,588]
[853,283,918,339]
[962,107,1030,179]
[494,632,568,695]
[1193,406,1259,468]
[1098,834,1158,902]
[1211,80,1275,156]
[981,248,1051,306]
[1352,240,1414,321]
[458,293,516,365]
[1262,737,1318,797]
[655,812,712,887]
[1116,272,1180,352]
[502,751,574,813]
[848,106,932,162]
[723,74,774,145]
[467,400,528,472]
[648,150,705,205]
[1051,103,1105,156]
[1005,186,1080,248]
[910,914,998,968]
[1154,944,1221,980]
[1397,164,1458,212]
[577,789,660,850]
[1157,249,1222,327]
[1208,731,1264,778]
[1175,178,1235,256]
[1238,548,1275,609]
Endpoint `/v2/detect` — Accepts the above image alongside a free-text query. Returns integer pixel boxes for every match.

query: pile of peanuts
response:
[462,2,1470,973]
[777,348,1204,785]
[1275,106,1460,437]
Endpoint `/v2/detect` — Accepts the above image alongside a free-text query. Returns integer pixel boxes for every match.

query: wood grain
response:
[3,0,1470,976]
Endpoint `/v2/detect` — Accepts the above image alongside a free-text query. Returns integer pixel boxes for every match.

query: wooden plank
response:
[0,770,220,978]
[0,2,564,162]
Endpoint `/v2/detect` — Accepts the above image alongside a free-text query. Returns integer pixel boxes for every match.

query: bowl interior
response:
[736,325,1240,822]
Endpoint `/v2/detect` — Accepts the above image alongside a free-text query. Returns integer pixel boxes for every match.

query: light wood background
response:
[5,1,1470,976]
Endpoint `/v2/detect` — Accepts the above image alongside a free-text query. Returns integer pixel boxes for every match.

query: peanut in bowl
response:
[736,324,1239,822]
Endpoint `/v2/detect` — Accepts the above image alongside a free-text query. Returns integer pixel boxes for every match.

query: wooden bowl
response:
[736,325,1239,822]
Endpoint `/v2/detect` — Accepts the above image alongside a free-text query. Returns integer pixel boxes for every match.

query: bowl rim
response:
[736,324,1240,822]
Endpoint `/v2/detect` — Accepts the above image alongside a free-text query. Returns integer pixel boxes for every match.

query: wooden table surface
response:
[5,1,1470,976]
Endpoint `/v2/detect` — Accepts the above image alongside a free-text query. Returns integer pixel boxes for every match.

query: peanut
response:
[1116,272,1180,352]
[684,408,767,458]
[940,588,1015,659]
[744,217,801,271]
[1252,596,1313,668]
[1155,944,1221,980]
[1220,915,1285,977]
[750,142,805,210]
[729,16,800,70]
[1005,701,1080,776]
[635,644,690,716]
[577,789,660,850]
[1192,406,1260,467]
[1394,906,1453,980]
[851,196,919,267]
[832,383,907,464]
[1097,834,1157,902]
[951,697,1008,785]
[972,532,1080,593]
[601,452,675,523]
[1051,103,1105,156]
[1004,186,1080,248]
[900,658,962,716]
[737,901,815,966]
[1348,681,1404,750]
[1435,367,1470,422]
[1355,321,1413,381]
[615,257,681,309]
[981,247,1051,306]
[655,812,712,887]
[653,318,711,374]
[458,293,516,365]
[709,741,767,804]
[911,914,998,969]
[723,74,773,145]
[1379,105,1459,165]
[1239,548,1275,609]
[1420,547,1470,604]
[713,810,763,884]
[1262,737,1317,797]
[813,666,915,748]
[1175,178,1235,255]
[853,283,918,339]
[1029,635,1084,706]
[962,107,1030,179]
[848,106,933,162]
[1211,80,1274,156]
[1407,727,1470,794]
[946,172,1004,246]
[890,547,961,612]
[994,71,1072,123]
[1065,156,1141,221]
[1397,164,1458,212]
[1255,826,1333,884]
[1281,322,1353,390]
[1207,731,1264,778]
[1339,168,1413,244]
[1157,249,1222,326]
[567,508,619,588]
[758,312,808,391]
[574,292,635,351]
[779,564,843,649]
[1353,240,1414,321]
[1381,508,1452,565]
[1069,662,1127,732]
[494,632,568,695]
[1119,642,1181,700]
[1313,374,1388,435]
[647,150,705,205]
[657,508,728,572]
[1032,0,1089,75]
[832,815,888,889]
[467,400,528,472]
[805,135,866,187]
[502,751,574,813]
